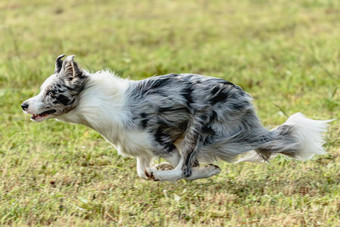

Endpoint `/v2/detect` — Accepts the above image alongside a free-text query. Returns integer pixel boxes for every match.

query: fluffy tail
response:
[237,113,332,163]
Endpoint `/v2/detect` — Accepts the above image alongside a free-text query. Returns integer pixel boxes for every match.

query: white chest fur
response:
[104,129,154,158]
[57,71,154,159]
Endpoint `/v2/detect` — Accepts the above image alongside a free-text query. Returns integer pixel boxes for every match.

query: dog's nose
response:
[21,102,29,111]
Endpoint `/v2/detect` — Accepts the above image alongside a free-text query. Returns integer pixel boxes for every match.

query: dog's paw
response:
[137,171,148,180]
[154,162,174,171]
[182,165,192,178]
[144,168,159,181]
[206,164,221,176]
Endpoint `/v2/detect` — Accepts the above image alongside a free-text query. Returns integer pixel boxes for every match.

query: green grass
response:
[1,0,339,226]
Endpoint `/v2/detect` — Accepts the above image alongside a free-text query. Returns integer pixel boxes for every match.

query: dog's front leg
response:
[145,163,221,181]
[145,157,185,181]
[136,157,152,179]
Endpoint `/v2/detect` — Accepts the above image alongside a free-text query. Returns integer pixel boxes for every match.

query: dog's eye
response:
[47,90,55,96]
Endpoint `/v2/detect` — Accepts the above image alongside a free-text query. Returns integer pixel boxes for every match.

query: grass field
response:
[1,0,339,226]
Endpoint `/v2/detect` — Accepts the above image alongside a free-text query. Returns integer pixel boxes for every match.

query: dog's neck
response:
[56,71,132,144]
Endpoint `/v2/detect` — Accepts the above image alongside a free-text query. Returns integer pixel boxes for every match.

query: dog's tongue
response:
[32,113,44,118]
[31,114,42,120]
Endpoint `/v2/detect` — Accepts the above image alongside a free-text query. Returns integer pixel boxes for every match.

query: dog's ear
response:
[61,55,83,80]
[55,54,65,73]
[61,55,87,92]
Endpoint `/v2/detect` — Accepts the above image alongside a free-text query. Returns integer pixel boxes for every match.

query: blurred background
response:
[0,0,339,225]
[1,0,339,119]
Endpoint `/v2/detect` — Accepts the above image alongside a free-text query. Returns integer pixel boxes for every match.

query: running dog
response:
[21,55,331,181]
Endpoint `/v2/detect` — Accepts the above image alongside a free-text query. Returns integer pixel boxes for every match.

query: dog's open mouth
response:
[31,109,56,121]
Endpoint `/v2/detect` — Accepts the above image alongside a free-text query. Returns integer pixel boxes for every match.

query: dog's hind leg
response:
[144,136,218,182]
[145,114,212,181]
[180,113,211,178]
[144,138,185,181]
[185,164,221,181]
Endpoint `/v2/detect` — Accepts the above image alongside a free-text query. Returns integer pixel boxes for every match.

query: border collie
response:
[21,55,331,181]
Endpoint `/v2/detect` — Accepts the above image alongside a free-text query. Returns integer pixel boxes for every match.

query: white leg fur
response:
[144,138,185,181]
[185,164,221,181]
[137,157,151,179]
[145,159,221,181]
[164,152,181,167]
[145,158,185,181]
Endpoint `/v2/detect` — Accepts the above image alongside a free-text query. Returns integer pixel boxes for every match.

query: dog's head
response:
[21,55,88,122]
